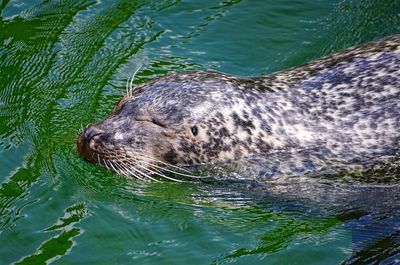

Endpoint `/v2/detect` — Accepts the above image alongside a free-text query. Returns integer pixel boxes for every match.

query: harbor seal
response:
[77,35,400,181]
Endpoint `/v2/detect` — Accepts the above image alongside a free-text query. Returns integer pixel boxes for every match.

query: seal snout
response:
[77,126,103,162]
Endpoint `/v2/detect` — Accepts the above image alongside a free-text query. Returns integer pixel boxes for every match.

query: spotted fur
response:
[77,35,400,180]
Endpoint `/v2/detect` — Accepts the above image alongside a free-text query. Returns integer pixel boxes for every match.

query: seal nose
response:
[77,127,103,159]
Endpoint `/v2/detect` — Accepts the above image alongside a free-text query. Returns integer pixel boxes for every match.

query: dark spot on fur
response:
[232,112,255,135]
[164,149,178,164]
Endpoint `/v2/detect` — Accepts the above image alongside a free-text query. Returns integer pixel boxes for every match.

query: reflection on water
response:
[0,0,400,264]
[16,203,88,265]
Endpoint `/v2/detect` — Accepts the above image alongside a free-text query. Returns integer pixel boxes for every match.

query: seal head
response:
[77,72,274,179]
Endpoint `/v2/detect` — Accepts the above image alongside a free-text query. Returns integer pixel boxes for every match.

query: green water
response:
[1,0,400,264]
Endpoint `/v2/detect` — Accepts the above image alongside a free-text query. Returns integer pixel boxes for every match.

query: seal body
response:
[77,35,400,180]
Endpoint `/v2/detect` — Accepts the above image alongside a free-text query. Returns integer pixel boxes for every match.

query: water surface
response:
[1,0,400,264]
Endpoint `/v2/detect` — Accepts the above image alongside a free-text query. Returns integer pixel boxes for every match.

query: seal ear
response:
[191,125,199,136]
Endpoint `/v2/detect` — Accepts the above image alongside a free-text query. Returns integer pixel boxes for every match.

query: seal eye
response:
[191,125,198,136]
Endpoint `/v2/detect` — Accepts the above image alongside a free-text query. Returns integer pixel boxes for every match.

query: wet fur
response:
[77,35,400,180]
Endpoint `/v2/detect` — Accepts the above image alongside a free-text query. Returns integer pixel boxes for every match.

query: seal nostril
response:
[84,127,102,144]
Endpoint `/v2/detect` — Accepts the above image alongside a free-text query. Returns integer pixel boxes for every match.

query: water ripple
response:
[0,0,400,264]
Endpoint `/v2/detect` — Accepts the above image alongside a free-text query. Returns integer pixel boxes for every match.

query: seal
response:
[77,35,400,181]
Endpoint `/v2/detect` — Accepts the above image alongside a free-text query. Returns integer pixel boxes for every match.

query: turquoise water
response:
[1,0,400,264]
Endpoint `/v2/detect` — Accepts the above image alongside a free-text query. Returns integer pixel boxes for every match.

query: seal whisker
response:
[103,158,111,171]
[106,148,188,181]
[112,155,159,181]
[107,160,120,174]
[79,124,84,134]
[125,162,160,182]
[132,152,208,179]
[142,166,172,181]
[90,149,151,181]
[113,162,131,178]
[120,163,145,181]
[125,66,141,98]
[126,75,130,97]
[136,152,193,174]
[111,161,128,177]
[142,158,205,179]
[132,154,206,180]
[112,159,142,180]
[116,159,144,181]
[113,163,128,177]
[133,162,184,182]
[116,162,147,181]
[145,161,205,180]
[112,152,179,181]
